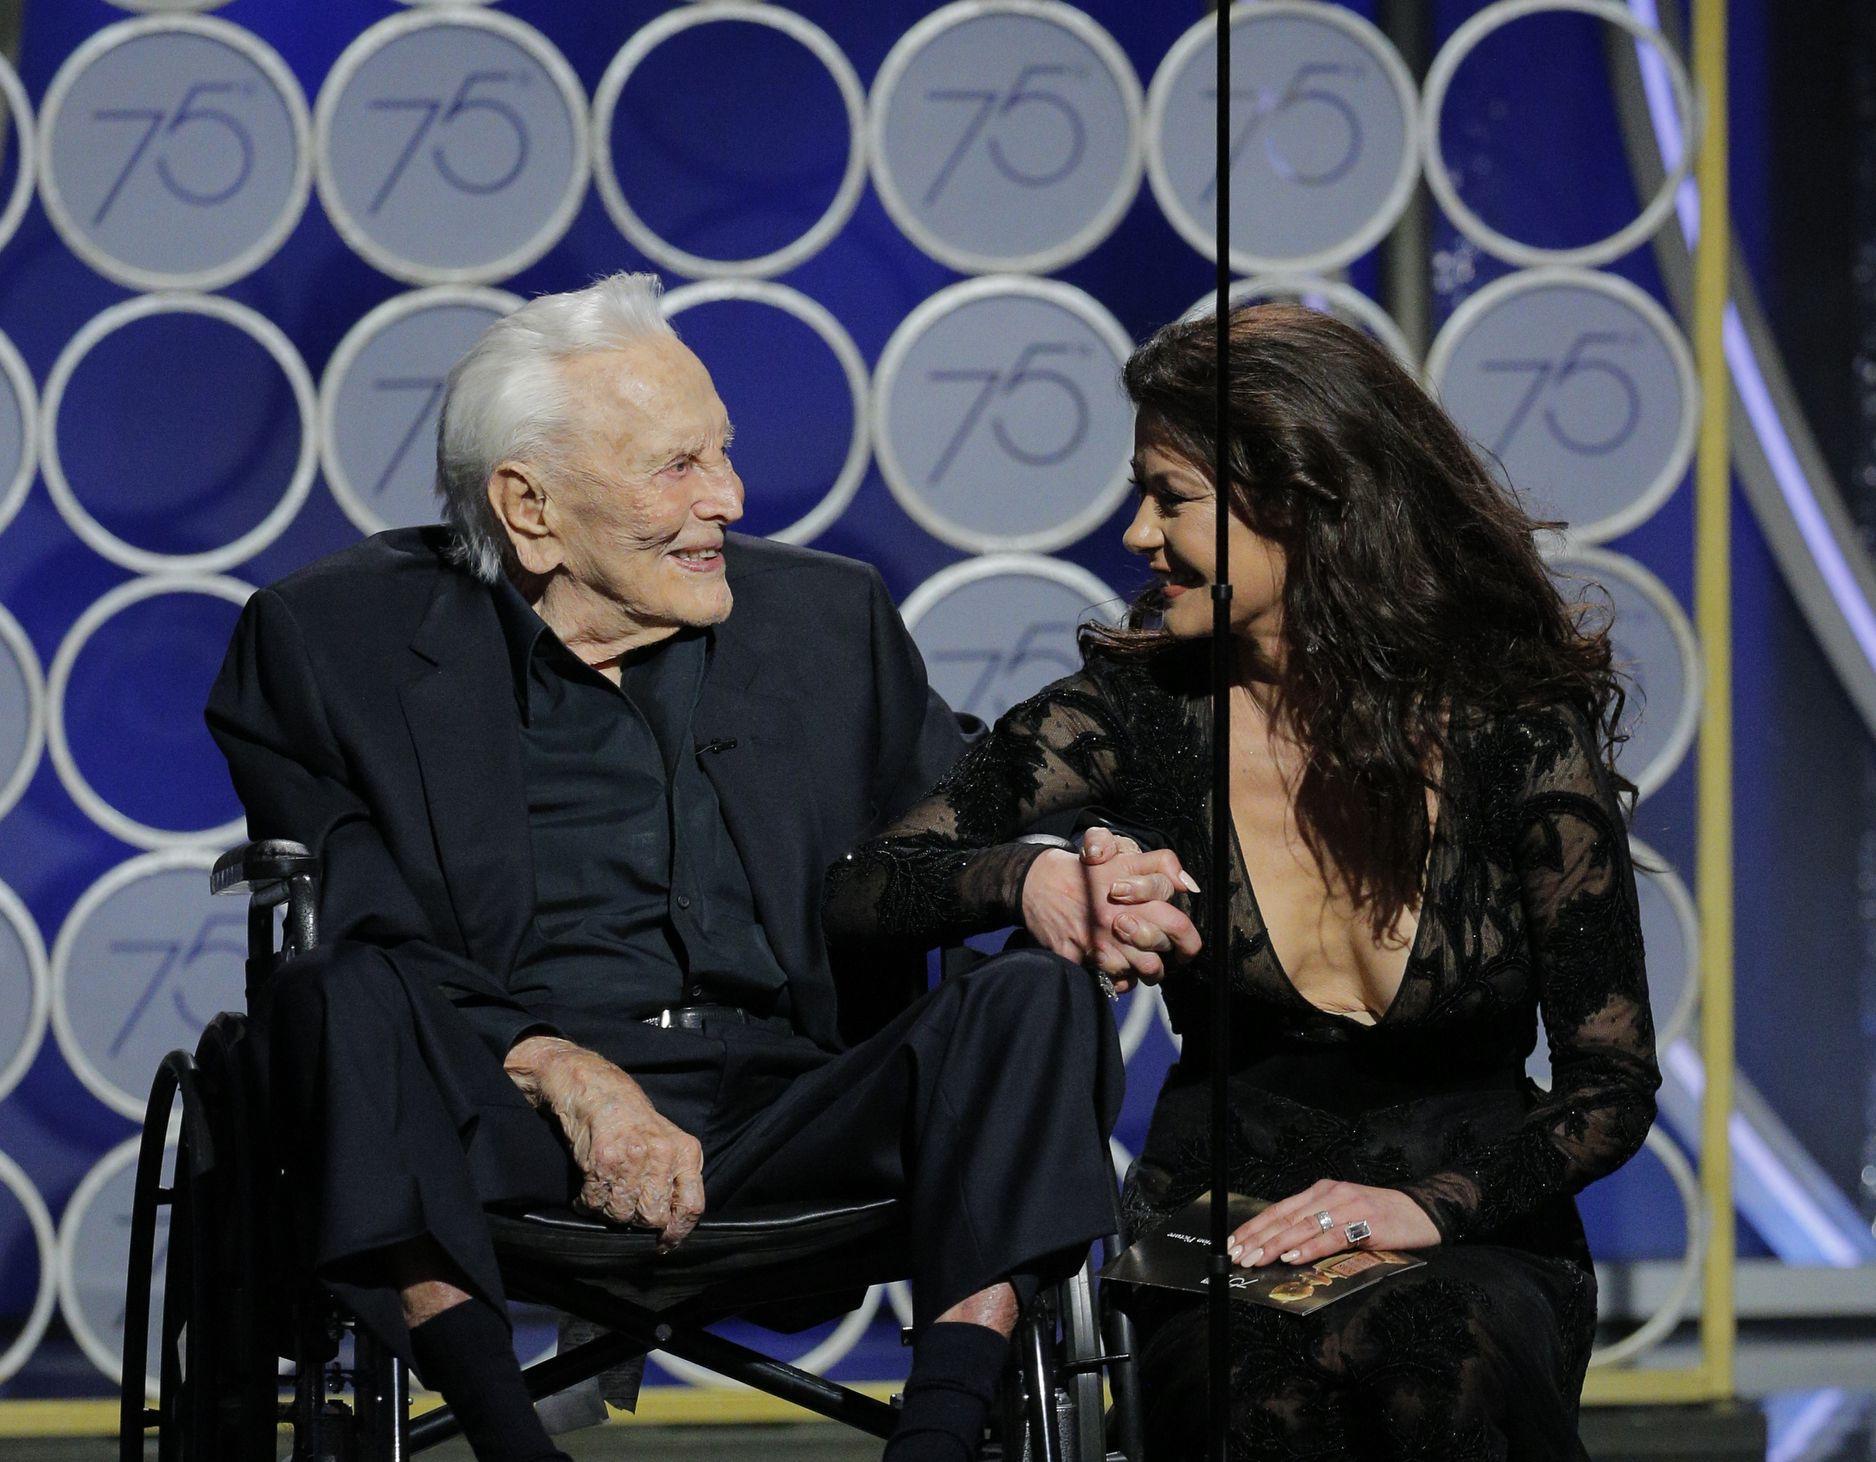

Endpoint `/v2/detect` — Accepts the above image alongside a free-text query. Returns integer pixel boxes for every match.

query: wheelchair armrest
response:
[211,840,316,899]
[212,840,321,962]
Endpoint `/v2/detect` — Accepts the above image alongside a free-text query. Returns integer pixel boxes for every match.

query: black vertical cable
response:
[1207,1,1233,1458]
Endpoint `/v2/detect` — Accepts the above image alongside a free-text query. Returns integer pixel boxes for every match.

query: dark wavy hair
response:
[1090,302,1631,927]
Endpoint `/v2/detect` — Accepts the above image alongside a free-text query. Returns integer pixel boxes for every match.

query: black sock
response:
[407,1299,569,1462]
[884,1321,1009,1461]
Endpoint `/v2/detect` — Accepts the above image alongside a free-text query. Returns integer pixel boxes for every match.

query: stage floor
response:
[8,1325,1871,1461]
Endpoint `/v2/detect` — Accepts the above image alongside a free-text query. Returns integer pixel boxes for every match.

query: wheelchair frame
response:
[120,839,1146,1462]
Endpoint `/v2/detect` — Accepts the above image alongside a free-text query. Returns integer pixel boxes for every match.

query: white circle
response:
[315,9,590,286]
[873,276,1135,555]
[1588,1125,1703,1367]
[1543,545,1701,802]
[0,53,36,263]
[57,1134,164,1389]
[318,284,524,537]
[592,3,866,280]
[1629,835,1699,1054]
[866,1,1145,276]
[1182,275,1418,375]
[0,879,49,1110]
[47,577,254,853]
[661,279,870,546]
[1109,1135,1134,1186]
[36,16,312,292]
[40,294,316,575]
[1145,1,1422,276]
[49,847,238,1119]
[0,328,39,543]
[899,552,1121,637]
[900,554,1121,728]
[1420,0,1697,269]
[1425,267,1697,545]
[0,1149,58,1386]
[105,0,231,10]
[652,1283,884,1387]
[1117,980,1171,1062]
[0,603,45,827]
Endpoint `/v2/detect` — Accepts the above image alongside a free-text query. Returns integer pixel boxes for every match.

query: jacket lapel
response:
[693,601,821,984]
[398,571,535,969]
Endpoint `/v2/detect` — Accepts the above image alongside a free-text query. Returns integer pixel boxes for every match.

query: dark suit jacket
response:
[206,526,968,1067]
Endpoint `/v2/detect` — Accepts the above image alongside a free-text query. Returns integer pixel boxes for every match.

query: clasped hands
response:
[1019,827,1203,994]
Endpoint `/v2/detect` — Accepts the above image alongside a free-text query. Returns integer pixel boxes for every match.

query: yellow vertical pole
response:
[1691,0,1735,1402]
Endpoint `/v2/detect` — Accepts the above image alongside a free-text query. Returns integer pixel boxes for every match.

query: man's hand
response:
[504,1035,704,1251]
[1019,830,1201,994]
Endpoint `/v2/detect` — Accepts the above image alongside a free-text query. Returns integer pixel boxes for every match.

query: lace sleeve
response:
[823,669,1127,950]
[1401,708,1661,1242]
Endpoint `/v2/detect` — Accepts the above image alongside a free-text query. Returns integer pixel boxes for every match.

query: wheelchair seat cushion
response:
[486,1194,901,1281]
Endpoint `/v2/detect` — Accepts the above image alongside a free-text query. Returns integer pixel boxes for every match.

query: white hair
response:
[435,271,679,583]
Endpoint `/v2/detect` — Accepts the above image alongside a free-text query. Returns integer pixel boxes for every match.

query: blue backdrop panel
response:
[0,0,1837,1399]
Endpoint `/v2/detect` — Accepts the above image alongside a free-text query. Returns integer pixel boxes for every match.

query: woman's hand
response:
[1228,1180,1440,1268]
[1019,830,1201,993]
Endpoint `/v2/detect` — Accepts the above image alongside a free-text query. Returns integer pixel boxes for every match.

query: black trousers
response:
[267,943,1125,1365]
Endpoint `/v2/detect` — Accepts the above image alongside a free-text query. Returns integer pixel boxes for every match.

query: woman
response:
[823,304,1659,1459]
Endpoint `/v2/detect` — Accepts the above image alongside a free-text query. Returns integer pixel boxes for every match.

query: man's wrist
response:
[1016,846,1078,923]
[504,1033,578,1106]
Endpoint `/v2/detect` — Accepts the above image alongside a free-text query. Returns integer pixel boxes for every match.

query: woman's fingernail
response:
[1179,872,1201,893]
[1247,1246,1263,1265]
[1227,1244,1241,1264]
[1279,1250,1300,1264]
[1110,880,1133,897]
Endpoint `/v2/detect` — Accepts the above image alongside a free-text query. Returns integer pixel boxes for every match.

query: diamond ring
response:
[1344,1219,1373,1245]
[1314,1210,1334,1233]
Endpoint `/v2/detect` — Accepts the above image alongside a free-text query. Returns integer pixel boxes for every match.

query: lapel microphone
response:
[695,738,739,756]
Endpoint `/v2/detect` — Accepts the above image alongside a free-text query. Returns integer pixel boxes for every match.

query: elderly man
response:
[208,273,1195,1462]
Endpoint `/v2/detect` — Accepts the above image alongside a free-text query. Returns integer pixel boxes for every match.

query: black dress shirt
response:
[492,579,791,1030]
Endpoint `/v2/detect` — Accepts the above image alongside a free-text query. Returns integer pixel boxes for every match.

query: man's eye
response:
[666,457,692,475]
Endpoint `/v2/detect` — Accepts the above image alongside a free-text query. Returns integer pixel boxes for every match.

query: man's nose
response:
[695,464,743,524]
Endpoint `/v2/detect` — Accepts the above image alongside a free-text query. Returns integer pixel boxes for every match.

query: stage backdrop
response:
[0,0,1814,1405]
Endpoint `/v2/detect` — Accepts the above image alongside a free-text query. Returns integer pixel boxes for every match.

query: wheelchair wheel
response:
[983,1262,1130,1462]
[121,1018,282,1462]
[1059,1264,1107,1461]
[120,1049,212,1462]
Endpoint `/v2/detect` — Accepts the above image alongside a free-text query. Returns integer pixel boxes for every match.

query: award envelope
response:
[1102,1192,1424,1316]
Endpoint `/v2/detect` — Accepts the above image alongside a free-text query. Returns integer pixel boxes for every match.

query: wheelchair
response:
[120,839,1146,1462]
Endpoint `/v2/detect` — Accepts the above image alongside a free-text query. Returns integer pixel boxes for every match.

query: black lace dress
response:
[823,647,1660,1461]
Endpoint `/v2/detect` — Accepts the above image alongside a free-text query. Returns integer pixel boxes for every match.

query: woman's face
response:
[1122,416,1286,645]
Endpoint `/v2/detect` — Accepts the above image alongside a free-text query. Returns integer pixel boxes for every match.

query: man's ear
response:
[487,462,561,576]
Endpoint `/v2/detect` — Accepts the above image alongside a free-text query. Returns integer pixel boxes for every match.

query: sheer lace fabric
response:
[824,649,1659,1458]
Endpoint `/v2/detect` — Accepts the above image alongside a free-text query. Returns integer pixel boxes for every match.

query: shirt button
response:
[676,895,692,910]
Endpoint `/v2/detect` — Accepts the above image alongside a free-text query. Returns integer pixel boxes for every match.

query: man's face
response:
[545,337,742,629]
